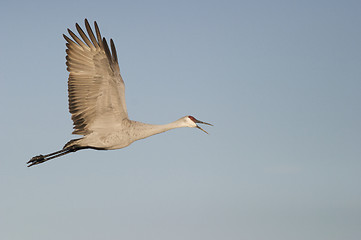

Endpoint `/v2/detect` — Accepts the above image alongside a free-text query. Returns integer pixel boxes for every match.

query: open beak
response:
[194,119,213,134]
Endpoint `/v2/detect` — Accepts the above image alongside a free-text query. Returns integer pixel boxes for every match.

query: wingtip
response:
[67,28,73,35]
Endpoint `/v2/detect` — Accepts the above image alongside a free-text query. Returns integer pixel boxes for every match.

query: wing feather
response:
[67,29,90,50]
[75,23,95,50]
[94,21,104,49]
[110,39,118,63]
[85,20,99,47]
[64,19,128,135]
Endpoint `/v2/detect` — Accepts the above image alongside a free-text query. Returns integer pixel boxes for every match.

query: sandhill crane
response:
[27,19,212,167]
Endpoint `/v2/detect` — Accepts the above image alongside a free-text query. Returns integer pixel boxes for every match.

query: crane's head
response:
[185,115,213,134]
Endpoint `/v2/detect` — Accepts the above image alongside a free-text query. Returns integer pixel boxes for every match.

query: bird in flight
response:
[28,19,212,167]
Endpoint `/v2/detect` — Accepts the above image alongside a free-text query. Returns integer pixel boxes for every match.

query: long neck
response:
[131,118,186,140]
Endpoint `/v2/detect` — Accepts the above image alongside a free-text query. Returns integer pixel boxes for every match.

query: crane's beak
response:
[194,119,213,134]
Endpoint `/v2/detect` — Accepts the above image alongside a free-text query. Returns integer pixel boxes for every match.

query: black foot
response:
[27,155,46,167]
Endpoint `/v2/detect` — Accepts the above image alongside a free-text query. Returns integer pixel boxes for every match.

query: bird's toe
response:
[27,155,45,167]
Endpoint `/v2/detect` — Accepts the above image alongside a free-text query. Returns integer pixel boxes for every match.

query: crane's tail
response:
[27,139,82,167]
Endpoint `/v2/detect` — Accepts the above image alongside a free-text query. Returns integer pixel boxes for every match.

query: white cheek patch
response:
[185,117,197,127]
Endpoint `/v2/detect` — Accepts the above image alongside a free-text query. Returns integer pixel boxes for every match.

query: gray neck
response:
[130,118,185,141]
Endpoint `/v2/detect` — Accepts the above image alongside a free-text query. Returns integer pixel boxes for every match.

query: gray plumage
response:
[28,19,212,167]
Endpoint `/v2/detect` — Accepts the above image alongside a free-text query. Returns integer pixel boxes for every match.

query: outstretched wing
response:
[64,19,128,135]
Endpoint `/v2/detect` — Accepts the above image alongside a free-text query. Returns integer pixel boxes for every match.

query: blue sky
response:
[1,0,360,239]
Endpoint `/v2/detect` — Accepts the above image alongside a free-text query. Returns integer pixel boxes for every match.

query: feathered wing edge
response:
[63,19,122,135]
[64,19,119,73]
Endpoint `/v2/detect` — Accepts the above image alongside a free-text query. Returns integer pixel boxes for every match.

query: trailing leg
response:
[27,145,81,167]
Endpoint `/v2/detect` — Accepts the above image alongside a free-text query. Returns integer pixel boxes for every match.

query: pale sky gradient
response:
[1,0,361,240]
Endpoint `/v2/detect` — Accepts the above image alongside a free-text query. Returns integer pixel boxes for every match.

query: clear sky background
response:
[1,0,360,239]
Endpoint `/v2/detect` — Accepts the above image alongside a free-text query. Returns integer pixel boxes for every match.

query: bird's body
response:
[66,118,197,150]
[28,19,211,167]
